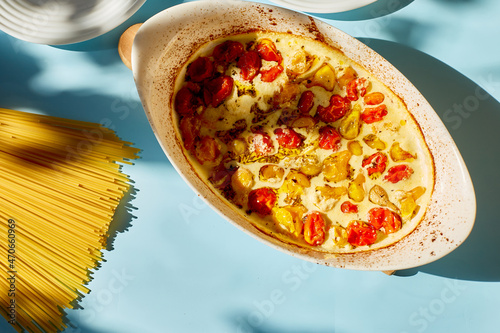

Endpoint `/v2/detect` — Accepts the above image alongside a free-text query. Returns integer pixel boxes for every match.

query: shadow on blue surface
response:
[53,0,184,51]
[313,0,414,21]
[106,186,138,251]
[60,320,109,333]
[229,315,335,333]
[0,34,168,165]
[357,38,500,281]
[52,0,415,51]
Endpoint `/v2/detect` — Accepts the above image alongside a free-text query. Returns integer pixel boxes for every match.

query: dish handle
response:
[118,23,143,70]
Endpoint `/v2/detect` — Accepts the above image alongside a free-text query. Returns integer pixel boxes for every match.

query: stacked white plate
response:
[269,0,377,13]
[0,0,146,45]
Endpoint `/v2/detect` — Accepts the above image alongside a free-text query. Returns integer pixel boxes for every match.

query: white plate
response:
[132,0,476,271]
[0,0,146,45]
[269,0,377,13]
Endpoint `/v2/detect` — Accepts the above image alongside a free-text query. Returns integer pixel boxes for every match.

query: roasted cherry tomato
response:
[346,221,378,246]
[251,132,274,156]
[341,201,358,213]
[303,211,326,246]
[297,90,315,114]
[175,86,202,116]
[256,39,283,63]
[212,40,244,65]
[195,136,220,164]
[346,78,369,101]
[362,152,388,176]
[316,95,350,123]
[260,65,284,82]
[187,57,214,82]
[367,207,402,234]
[179,115,201,151]
[363,92,385,105]
[203,75,234,107]
[361,105,388,124]
[184,81,201,94]
[274,127,302,149]
[318,126,341,150]
[248,187,277,216]
[237,50,261,81]
[384,164,414,183]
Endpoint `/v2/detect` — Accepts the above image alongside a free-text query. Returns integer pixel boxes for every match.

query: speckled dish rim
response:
[132,0,476,271]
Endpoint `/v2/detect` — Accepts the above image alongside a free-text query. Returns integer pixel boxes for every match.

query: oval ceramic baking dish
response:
[130,0,475,271]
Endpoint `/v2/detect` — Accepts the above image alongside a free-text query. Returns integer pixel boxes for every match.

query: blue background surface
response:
[1,0,500,332]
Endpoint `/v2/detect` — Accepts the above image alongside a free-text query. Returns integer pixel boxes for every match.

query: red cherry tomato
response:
[341,201,358,213]
[316,95,350,123]
[251,132,274,156]
[318,126,341,150]
[187,57,214,82]
[203,75,234,107]
[362,152,388,176]
[364,92,385,105]
[179,115,200,151]
[248,187,277,216]
[195,136,220,164]
[184,81,201,94]
[175,86,202,116]
[212,40,244,64]
[237,51,261,81]
[361,105,388,124]
[368,208,402,234]
[384,164,414,183]
[260,65,284,82]
[303,211,326,246]
[346,78,369,101]
[346,221,378,246]
[274,127,302,149]
[297,90,315,114]
[256,39,282,63]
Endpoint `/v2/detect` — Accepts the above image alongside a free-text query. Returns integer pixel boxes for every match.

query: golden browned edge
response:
[167,27,436,260]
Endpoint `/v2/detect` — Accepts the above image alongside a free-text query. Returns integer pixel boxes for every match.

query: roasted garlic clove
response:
[368,185,399,212]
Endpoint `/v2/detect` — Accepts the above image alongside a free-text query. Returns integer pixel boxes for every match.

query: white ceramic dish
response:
[269,0,377,13]
[0,0,145,45]
[132,0,476,270]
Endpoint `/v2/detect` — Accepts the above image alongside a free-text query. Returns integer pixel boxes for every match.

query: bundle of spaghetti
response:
[0,108,140,332]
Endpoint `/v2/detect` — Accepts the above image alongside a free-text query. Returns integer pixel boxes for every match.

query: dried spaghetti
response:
[0,108,140,332]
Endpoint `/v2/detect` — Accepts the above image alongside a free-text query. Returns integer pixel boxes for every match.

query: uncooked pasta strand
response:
[0,108,139,332]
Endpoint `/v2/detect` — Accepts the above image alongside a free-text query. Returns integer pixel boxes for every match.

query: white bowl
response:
[0,0,146,45]
[132,0,476,271]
